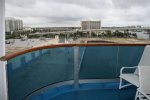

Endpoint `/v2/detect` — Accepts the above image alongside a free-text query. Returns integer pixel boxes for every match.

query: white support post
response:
[74,46,79,88]
[0,0,8,99]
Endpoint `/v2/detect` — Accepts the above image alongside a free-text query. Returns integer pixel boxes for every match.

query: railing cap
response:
[1,43,149,61]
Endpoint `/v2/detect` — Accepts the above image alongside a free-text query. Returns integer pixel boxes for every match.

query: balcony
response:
[2,43,147,100]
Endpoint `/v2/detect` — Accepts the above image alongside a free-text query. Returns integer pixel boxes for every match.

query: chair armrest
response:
[120,66,137,75]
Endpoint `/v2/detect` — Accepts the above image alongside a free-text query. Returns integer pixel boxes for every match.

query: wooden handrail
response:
[1,43,149,61]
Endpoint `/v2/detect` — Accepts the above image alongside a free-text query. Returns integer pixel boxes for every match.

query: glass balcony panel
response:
[79,46,118,79]
[6,45,146,100]
[116,46,145,76]
[79,46,145,79]
[7,47,74,100]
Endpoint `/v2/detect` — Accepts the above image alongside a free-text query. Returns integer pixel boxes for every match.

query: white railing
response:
[0,0,8,100]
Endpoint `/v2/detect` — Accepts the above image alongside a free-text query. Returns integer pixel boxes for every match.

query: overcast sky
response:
[5,0,150,27]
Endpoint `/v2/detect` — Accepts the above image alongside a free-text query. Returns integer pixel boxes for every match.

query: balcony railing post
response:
[0,0,8,99]
[0,61,8,100]
[116,46,120,77]
[74,46,79,88]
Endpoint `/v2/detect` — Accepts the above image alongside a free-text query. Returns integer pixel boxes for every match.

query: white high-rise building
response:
[15,19,23,31]
[81,20,101,30]
[5,17,23,33]
[5,18,16,33]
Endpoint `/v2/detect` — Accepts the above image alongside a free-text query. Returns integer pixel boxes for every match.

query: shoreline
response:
[6,38,150,55]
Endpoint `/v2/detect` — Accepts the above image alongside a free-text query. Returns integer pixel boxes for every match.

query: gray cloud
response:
[112,0,150,9]
[49,0,112,9]
[5,0,150,26]
[6,0,36,7]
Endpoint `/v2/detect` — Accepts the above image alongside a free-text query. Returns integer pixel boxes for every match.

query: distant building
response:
[32,27,80,32]
[81,20,101,30]
[15,19,23,31]
[23,27,33,32]
[5,17,23,33]
[5,18,15,33]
